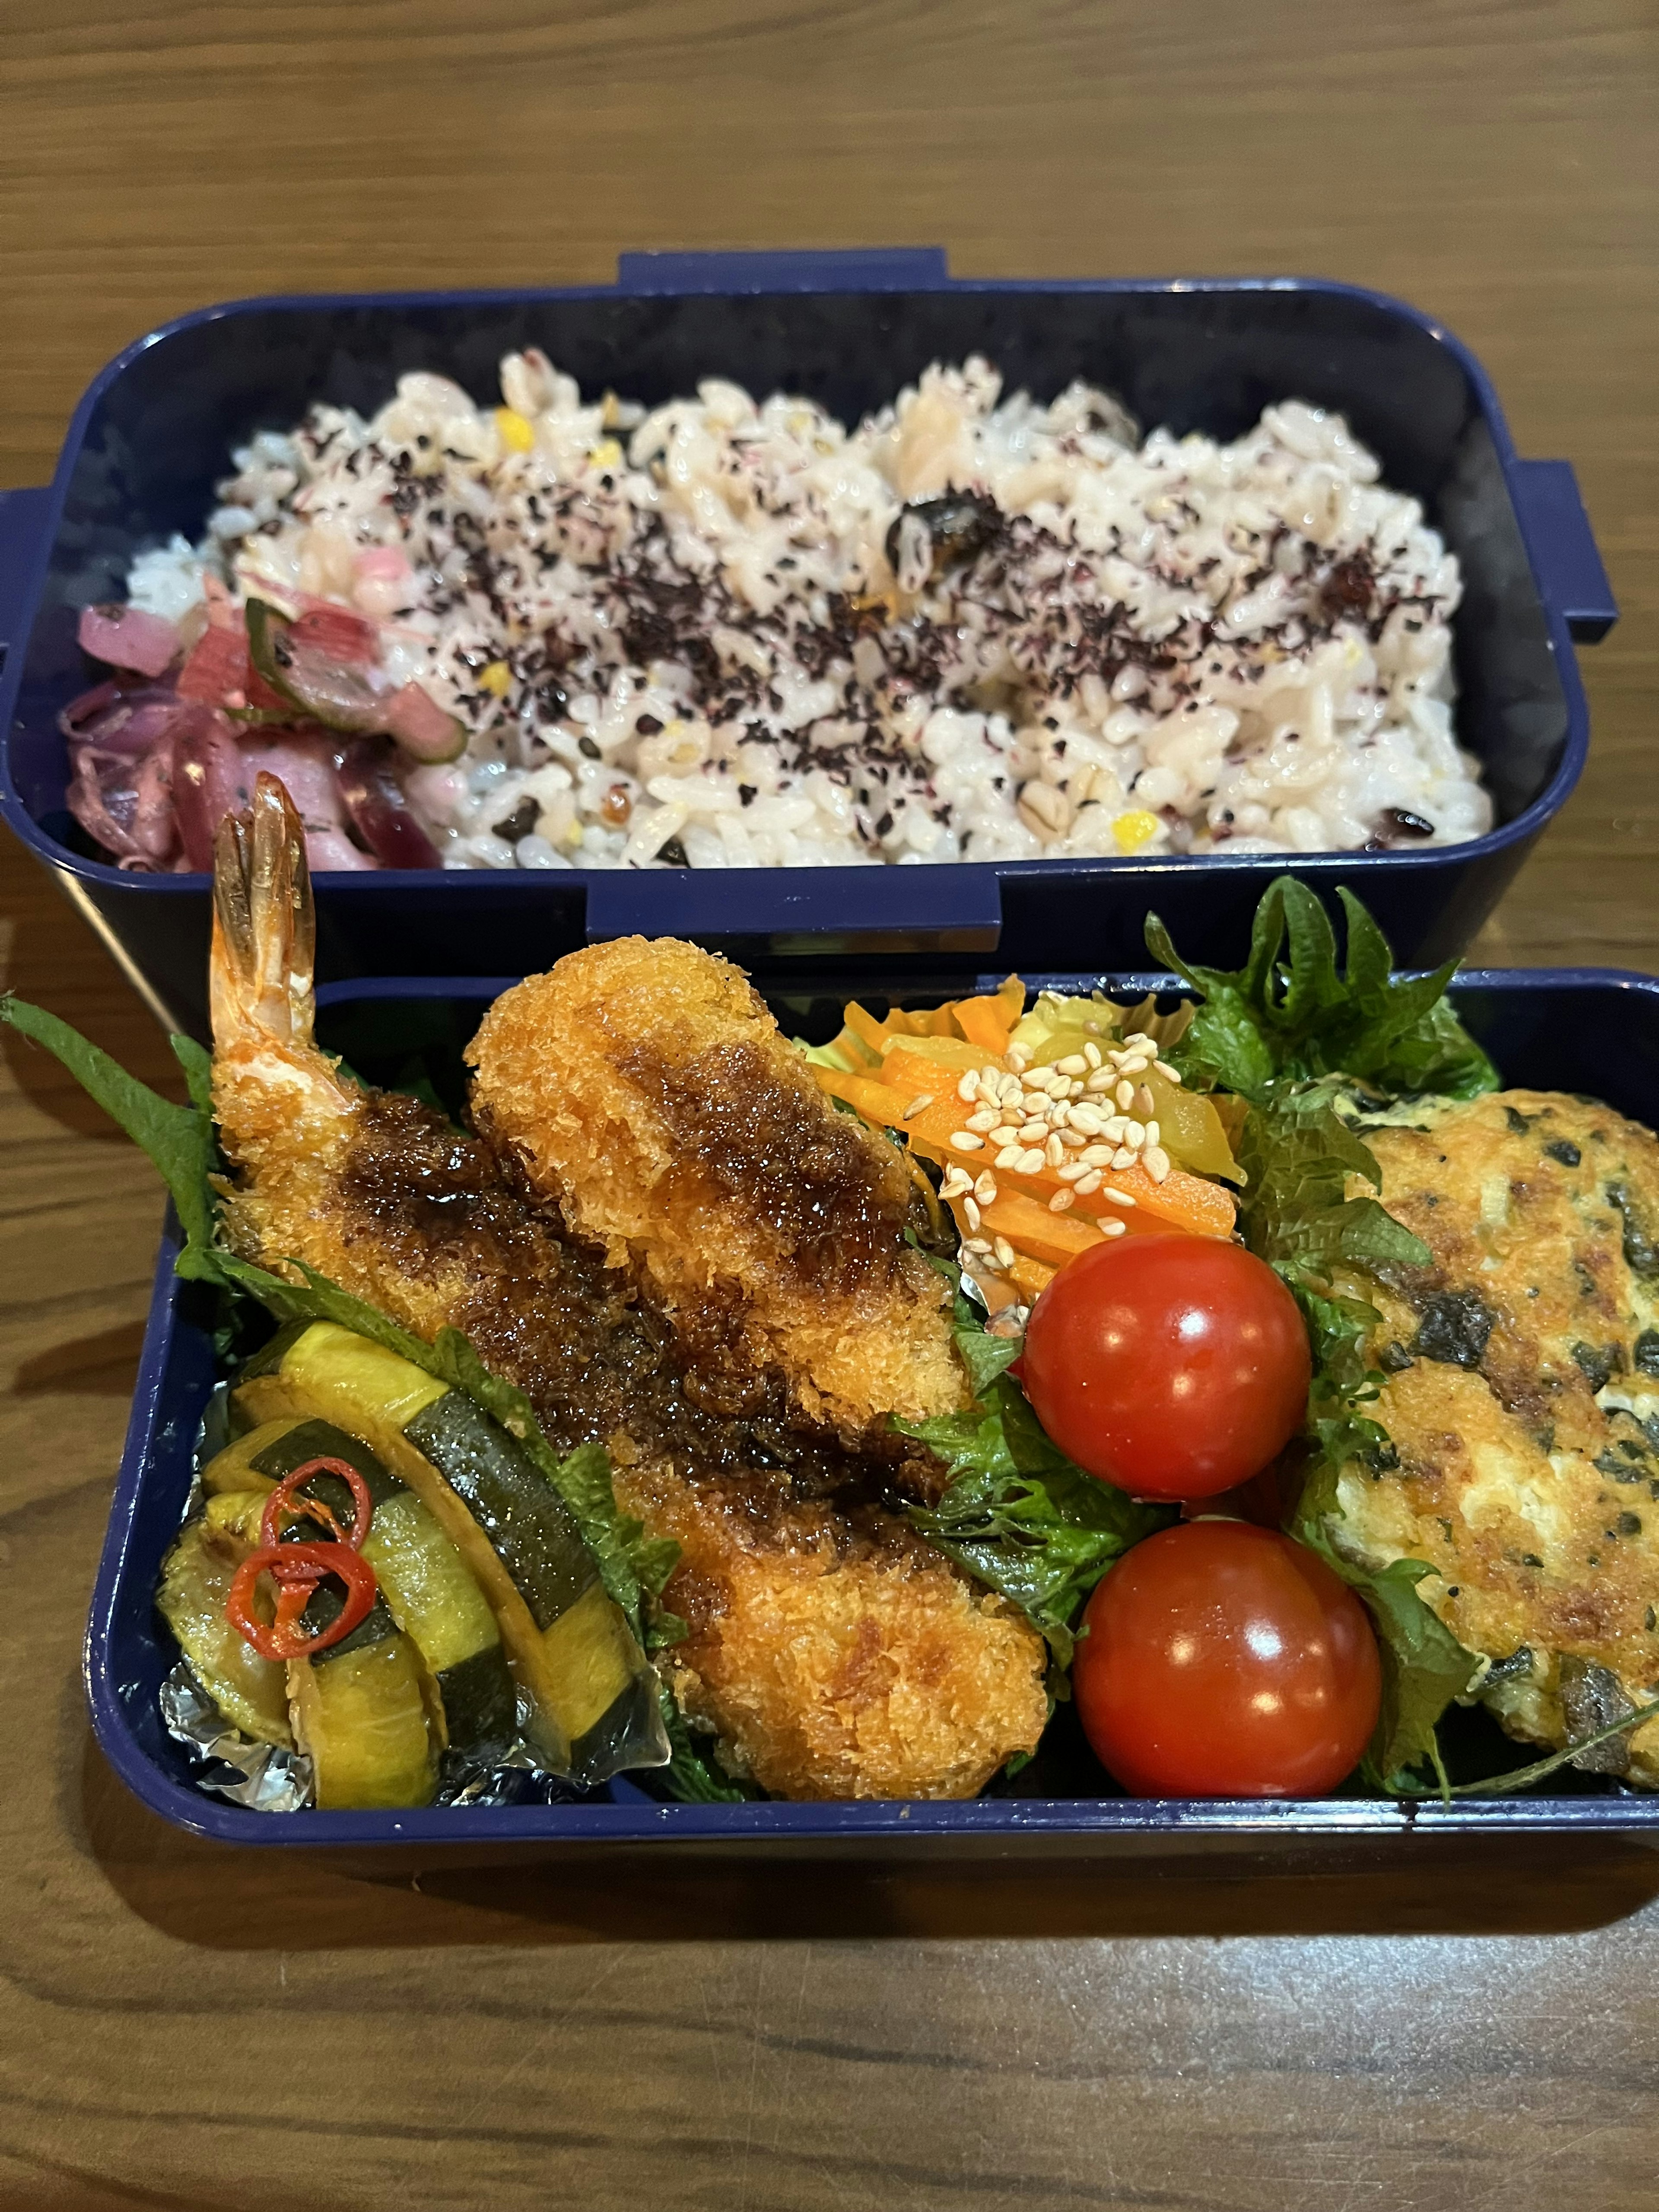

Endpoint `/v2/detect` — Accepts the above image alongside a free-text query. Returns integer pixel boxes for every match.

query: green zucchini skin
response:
[403,1392,597,1630]
[232,1321,667,1783]
[204,1411,518,1768]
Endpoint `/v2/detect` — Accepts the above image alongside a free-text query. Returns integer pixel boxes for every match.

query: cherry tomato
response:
[1020,1234,1310,1500]
[1072,1521,1381,1797]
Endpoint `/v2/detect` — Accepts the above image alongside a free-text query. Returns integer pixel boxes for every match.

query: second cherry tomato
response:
[1071,1520,1382,1798]
[1020,1234,1311,1500]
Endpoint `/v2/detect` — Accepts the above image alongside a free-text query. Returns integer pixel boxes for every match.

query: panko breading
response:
[615,1453,1048,1800]
[209,781,1041,1799]
[1328,1088,1659,1782]
[466,936,967,1436]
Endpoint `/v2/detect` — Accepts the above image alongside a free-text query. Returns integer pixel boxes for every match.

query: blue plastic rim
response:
[83,963,1659,1851]
[0,251,1619,1039]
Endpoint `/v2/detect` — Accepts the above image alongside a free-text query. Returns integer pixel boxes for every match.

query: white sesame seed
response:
[1068,1106,1104,1135]
[1154,1061,1183,1084]
[1049,1188,1076,1212]
[1099,1186,1137,1209]
[1074,1170,1103,1195]
[1119,1055,1150,1077]
[1144,1145,1172,1182]
[1103,1217,1128,1238]
[994,1145,1022,1170]
[1123,1122,1146,1150]
[998,1074,1023,1105]
[1134,1084,1155,1117]
[993,1236,1017,1268]
[963,1237,993,1256]
[1086,1070,1114,1094]
[1056,1160,1089,1184]
[1055,1054,1087,1077]
[976,1078,1003,1108]
[1045,1134,1065,1167]
[1083,1041,1103,1069]
[1007,1046,1032,1070]
[1016,1147,1047,1175]
[950,1131,985,1153]
[905,1094,936,1121]
[939,1165,972,1198]
[956,1071,979,1102]
[1018,1120,1049,1144]
[1112,1146,1137,1170]
[965,1108,999,1133]
[1115,1079,1135,1108]
[974,1171,998,1203]
[1050,1104,1072,1130]
[1125,1033,1154,1050]
[1145,1119,1160,1147]
[1080,1144,1116,1167]
[963,1196,982,1231]
[988,1124,1020,1146]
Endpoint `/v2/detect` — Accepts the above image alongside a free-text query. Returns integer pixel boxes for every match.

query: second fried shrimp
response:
[467,937,967,1435]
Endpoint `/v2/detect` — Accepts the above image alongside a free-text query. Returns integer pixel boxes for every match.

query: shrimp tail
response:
[210,771,316,1053]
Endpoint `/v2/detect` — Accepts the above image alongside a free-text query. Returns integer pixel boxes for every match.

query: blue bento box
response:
[83,962,1659,1855]
[0,248,1619,1040]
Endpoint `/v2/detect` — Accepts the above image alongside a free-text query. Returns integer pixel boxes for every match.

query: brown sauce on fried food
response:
[339,1091,932,1550]
[617,1036,914,1295]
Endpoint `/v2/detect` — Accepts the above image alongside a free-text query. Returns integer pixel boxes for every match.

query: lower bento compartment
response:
[83,965,1659,1850]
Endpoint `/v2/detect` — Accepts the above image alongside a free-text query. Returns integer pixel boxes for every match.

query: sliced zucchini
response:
[156,1494,292,1747]
[233,1320,659,1779]
[289,1579,439,1811]
[201,1412,517,1764]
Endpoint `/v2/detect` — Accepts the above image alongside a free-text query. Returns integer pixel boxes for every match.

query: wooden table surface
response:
[3,4,1657,2206]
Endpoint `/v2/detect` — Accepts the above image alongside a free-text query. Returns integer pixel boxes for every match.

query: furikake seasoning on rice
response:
[102,353,1487,876]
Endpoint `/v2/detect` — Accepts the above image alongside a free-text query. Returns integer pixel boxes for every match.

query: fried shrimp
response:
[466,937,968,1436]
[207,775,1045,1798]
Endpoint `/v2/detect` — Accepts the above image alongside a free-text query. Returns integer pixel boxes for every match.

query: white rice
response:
[130,354,1490,870]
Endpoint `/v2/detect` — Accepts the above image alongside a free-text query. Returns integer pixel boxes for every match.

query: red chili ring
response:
[259,1458,375,1554]
[226,1540,378,1663]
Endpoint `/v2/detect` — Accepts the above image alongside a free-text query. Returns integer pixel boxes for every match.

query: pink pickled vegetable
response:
[290,604,380,667]
[303,829,378,873]
[172,709,258,870]
[382,680,466,762]
[334,740,441,869]
[77,603,179,679]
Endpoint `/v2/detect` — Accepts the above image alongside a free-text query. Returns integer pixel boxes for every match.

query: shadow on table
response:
[80,1733,1659,1950]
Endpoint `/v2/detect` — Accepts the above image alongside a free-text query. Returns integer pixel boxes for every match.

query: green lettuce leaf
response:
[657,1688,755,1802]
[1145,877,1499,1103]
[900,1310,1173,1664]
[1289,1451,1478,1777]
[1231,1068,1482,1778]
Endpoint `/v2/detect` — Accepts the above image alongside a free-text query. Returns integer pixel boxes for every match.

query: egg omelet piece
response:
[1328,1088,1659,1783]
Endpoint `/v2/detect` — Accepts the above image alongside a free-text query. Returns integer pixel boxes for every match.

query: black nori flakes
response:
[1635,1329,1659,1377]
[1607,1182,1659,1276]
[1545,1138,1582,1166]
[1410,1291,1496,1369]
[1573,1341,1623,1392]
[1379,1341,1416,1374]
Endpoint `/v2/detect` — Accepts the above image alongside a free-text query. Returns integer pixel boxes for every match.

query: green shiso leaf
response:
[1145,876,1500,1103]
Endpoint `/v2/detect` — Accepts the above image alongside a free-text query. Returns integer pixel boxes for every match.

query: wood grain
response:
[1,3,1656,2206]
